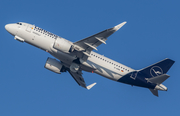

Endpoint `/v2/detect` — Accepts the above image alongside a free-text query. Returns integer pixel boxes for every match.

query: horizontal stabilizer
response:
[87,82,97,90]
[149,89,158,97]
[147,74,170,84]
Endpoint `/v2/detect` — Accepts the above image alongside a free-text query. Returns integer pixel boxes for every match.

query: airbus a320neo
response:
[5,22,175,96]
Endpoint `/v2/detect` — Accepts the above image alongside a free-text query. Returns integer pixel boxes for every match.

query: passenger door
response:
[26,24,33,32]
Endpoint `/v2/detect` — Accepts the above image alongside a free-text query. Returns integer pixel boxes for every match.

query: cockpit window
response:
[17,22,22,25]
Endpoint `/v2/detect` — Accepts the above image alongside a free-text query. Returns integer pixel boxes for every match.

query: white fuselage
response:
[5,22,135,82]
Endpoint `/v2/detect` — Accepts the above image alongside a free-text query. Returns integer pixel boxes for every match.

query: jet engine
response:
[53,37,74,53]
[70,63,80,73]
[44,57,65,74]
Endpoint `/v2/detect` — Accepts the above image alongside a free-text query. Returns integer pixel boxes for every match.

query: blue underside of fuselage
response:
[117,72,156,89]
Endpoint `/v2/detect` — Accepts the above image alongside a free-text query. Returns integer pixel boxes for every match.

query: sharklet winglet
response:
[113,21,127,31]
[87,82,97,90]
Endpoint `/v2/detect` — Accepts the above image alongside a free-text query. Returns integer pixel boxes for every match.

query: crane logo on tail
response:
[150,66,163,77]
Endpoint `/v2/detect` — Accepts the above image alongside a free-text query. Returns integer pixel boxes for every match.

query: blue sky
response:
[0,0,180,116]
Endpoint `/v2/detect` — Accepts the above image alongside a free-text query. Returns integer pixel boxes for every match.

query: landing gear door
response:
[26,25,33,32]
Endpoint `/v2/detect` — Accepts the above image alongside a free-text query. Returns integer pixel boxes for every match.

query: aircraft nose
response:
[5,24,17,36]
[5,24,10,31]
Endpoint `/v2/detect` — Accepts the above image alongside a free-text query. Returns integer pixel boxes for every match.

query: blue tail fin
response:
[138,58,175,78]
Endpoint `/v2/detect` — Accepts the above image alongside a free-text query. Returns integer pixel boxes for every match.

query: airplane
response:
[5,22,175,96]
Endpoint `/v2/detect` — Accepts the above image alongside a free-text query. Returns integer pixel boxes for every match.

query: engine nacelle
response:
[53,37,74,53]
[70,63,80,73]
[44,57,64,74]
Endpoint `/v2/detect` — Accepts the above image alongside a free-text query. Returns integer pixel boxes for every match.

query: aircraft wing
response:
[73,22,126,61]
[68,70,87,88]
[68,70,96,90]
